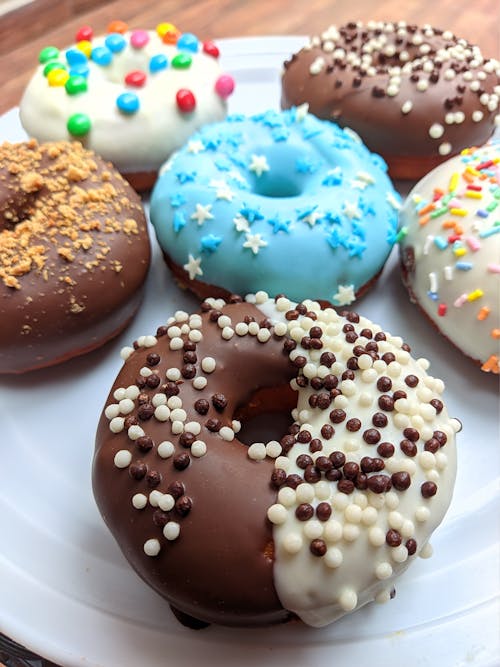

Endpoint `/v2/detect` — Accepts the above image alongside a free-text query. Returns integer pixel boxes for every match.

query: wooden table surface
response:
[0,0,499,116]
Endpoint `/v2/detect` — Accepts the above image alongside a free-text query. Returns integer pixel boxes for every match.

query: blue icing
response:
[150,109,400,303]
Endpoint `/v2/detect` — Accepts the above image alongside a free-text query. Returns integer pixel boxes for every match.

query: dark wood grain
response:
[0,0,498,115]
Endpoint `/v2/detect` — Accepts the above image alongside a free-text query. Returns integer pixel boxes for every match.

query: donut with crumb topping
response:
[0,139,150,374]
[93,290,460,629]
[281,21,500,180]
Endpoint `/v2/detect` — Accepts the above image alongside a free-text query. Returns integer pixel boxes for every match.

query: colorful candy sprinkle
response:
[76,40,92,58]
[67,113,91,136]
[107,20,128,34]
[176,88,196,112]
[177,33,199,52]
[105,33,127,53]
[75,26,93,42]
[125,70,147,87]
[47,69,69,86]
[69,63,90,78]
[43,61,67,77]
[65,48,88,66]
[65,75,88,95]
[130,29,150,49]
[172,53,192,69]
[149,54,168,73]
[91,46,113,66]
[215,74,235,99]
[156,22,177,37]
[39,46,59,64]
[203,41,220,58]
[116,92,140,114]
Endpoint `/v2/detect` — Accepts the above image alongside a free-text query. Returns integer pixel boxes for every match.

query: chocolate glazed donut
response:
[94,300,295,627]
[0,139,150,374]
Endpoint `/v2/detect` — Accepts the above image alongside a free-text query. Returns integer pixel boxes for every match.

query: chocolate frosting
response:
[0,140,150,373]
[93,302,296,626]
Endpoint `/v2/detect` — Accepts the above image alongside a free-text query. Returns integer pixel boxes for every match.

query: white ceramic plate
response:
[1,37,499,667]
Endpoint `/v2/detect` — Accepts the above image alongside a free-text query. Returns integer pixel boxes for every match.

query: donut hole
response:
[251,173,303,199]
[234,384,296,446]
[249,145,309,198]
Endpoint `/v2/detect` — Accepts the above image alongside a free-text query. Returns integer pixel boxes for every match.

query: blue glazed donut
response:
[150,107,402,305]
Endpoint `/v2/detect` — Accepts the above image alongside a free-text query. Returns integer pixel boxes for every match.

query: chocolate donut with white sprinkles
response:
[93,291,460,628]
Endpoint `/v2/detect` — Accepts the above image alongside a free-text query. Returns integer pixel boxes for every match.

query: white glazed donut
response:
[399,141,500,373]
[19,21,235,191]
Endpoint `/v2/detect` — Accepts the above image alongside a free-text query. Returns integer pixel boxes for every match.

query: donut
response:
[0,139,150,374]
[92,290,459,629]
[19,21,235,192]
[149,108,402,305]
[281,21,500,180]
[399,141,500,374]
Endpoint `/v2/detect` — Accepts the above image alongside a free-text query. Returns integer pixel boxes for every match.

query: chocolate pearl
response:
[310,377,324,390]
[342,369,356,380]
[271,468,287,488]
[424,438,440,453]
[173,452,190,470]
[211,393,228,411]
[200,301,212,312]
[183,350,197,364]
[168,480,185,499]
[146,373,161,388]
[343,461,360,480]
[330,450,346,468]
[285,474,303,489]
[293,355,307,368]
[124,415,139,428]
[310,326,323,338]
[433,430,447,446]
[320,352,336,367]
[353,345,366,357]
[137,393,150,405]
[345,331,358,344]
[301,336,312,350]
[305,311,318,321]
[308,394,318,408]
[146,352,160,366]
[205,418,221,432]
[372,412,388,428]
[406,539,417,556]
[152,510,169,527]
[338,479,355,494]
[228,294,243,303]
[345,311,360,323]
[183,340,196,351]
[283,339,297,352]
[374,332,387,341]
[316,393,332,409]
[296,503,314,521]
[355,472,368,489]
[146,470,161,487]
[326,468,342,482]
[363,428,381,444]
[136,435,154,452]
[309,438,323,453]
[342,323,354,333]
[382,352,396,364]
[179,432,195,448]
[323,375,338,390]
[310,539,327,557]
[400,439,417,457]
[289,423,300,435]
[346,418,361,432]
[194,399,209,415]
[402,342,411,352]
[386,529,402,547]
[175,495,193,517]
[285,309,299,321]
[421,481,438,498]
[321,424,334,439]
[137,403,154,420]
[378,395,395,411]
[404,374,419,388]
[209,309,222,322]
[360,328,373,339]
[296,376,309,387]
[360,456,375,473]
[297,429,311,443]
[403,427,420,442]
[430,399,444,414]
[296,454,313,469]
[135,376,146,389]
[260,317,272,329]
[316,502,332,521]
[163,382,180,397]
[346,357,359,371]
[280,434,296,454]
[367,474,391,493]
[377,442,395,458]
[156,325,169,337]
[129,462,147,480]
[365,341,379,354]
[315,456,333,472]
[392,471,411,491]
[304,465,321,483]
[393,390,407,402]
[181,364,196,379]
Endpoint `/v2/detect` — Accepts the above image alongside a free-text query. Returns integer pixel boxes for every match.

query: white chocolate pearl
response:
[362,507,378,525]
[235,322,248,336]
[201,357,216,373]
[154,405,170,421]
[375,562,393,580]
[152,393,167,407]
[267,504,287,524]
[375,588,392,604]
[158,494,175,511]
[345,504,362,523]
[248,321,260,335]
[415,506,431,522]
[248,442,266,460]
[166,367,181,381]
[128,425,144,440]
[266,440,282,458]
[339,589,358,612]
[184,421,201,436]
[149,490,163,507]
[109,416,125,433]
[218,315,231,328]
[315,480,331,500]
[114,450,132,468]
[143,539,161,556]
[278,487,296,507]
[283,532,303,554]
[169,338,183,351]
[401,520,415,537]
[257,328,271,343]
[419,451,436,469]
[324,520,343,542]
[392,545,408,563]
[170,408,187,422]
[304,520,323,540]
[167,396,182,409]
[420,543,433,558]
[275,456,290,471]
[163,522,181,541]
[193,376,207,390]
[189,329,202,343]
[132,493,147,509]
[120,395,136,410]
[157,441,174,458]
[113,387,126,400]
[120,346,134,360]
[343,524,360,542]
[219,426,234,441]
[274,321,288,336]
[191,440,207,457]
[369,526,386,547]
[105,403,120,419]
[324,547,343,568]
[222,326,234,340]
[296,483,315,503]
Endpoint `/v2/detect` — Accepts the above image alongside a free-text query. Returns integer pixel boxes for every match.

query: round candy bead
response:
[149,54,168,73]
[130,30,150,49]
[67,113,91,136]
[69,63,90,78]
[162,27,180,45]
[105,33,127,53]
[47,69,70,87]
[91,46,113,66]
[65,75,88,95]
[39,46,59,64]
[43,61,67,77]
[125,70,147,87]
[176,88,196,113]
[116,92,140,114]
[172,53,192,69]
[177,33,199,53]
[156,22,177,37]
[75,25,93,42]
[76,40,92,58]
[65,48,88,66]
[203,41,220,58]
[215,74,235,99]
[107,20,128,34]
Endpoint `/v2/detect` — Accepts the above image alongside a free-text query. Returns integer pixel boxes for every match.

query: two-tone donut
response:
[281,21,500,179]
[399,141,500,373]
[93,291,459,628]
[19,21,235,191]
[149,108,402,305]
[0,139,150,374]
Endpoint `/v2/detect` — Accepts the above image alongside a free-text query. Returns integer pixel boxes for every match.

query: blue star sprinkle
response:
[239,205,264,223]
[267,214,291,234]
[173,211,187,233]
[200,234,223,252]
[176,171,196,184]
[170,193,187,208]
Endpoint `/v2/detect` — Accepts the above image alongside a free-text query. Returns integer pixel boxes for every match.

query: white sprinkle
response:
[132,493,147,510]
[392,545,409,563]
[170,408,187,422]
[419,451,436,470]
[283,532,303,554]
[149,490,163,507]
[219,426,235,441]
[265,440,282,458]
[171,420,184,434]
[232,420,241,433]
[157,441,175,458]
[415,506,431,522]
[439,142,452,156]
[120,346,134,360]
[128,425,145,440]
[114,450,132,468]
[304,520,323,540]
[361,506,378,526]
[167,326,182,339]
[158,494,175,511]
[324,520,343,542]
[193,376,207,390]
[401,100,413,114]
[201,357,216,373]
[267,503,288,524]
[324,547,343,568]
[109,416,125,433]
[296,483,315,503]
[139,366,153,377]
[278,486,296,507]
[375,562,393,580]
[125,385,140,400]
[248,442,267,460]
[163,522,181,541]
[191,440,207,457]
[222,326,234,340]
[339,589,357,612]
[154,405,171,421]
[167,396,182,409]
[257,328,271,343]
[343,524,360,542]
[184,421,201,436]
[152,393,167,408]
[166,367,181,381]
[113,387,126,401]
[119,398,135,415]
[235,322,249,336]
[248,321,260,335]
[309,56,325,75]
[472,110,484,122]
[369,526,386,547]
[143,539,161,557]
[189,329,203,343]
[105,404,120,419]
[429,123,444,139]
[169,337,184,351]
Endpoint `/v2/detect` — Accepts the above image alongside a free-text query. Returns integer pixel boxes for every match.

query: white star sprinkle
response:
[208,179,235,201]
[227,169,248,185]
[183,254,203,280]
[333,284,356,306]
[342,201,362,220]
[350,179,368,191]
[248,154,270,177]
[303,210,323,227]
[356,171,376,185]
[243,233,268,254]
[233,215,250,233]
[386,192,402,211]
[190,203,214,226]
[295,102,309,121]
[187,140,205,154]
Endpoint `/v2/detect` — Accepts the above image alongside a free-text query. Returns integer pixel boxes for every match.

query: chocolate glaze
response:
[93,302,297,627]
[0,140,150,373]
[281,23,500,179]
